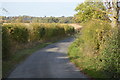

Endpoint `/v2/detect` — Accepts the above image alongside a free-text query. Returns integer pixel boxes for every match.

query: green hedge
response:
[30,23,46,41]
[2,23,75,60]
[63,25,75,35]
[68,20,120,78]
[2,27,11,60]
[11,27,29,43]
[101,28,120,78]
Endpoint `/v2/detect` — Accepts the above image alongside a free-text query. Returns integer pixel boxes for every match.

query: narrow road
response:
[8,37,88,78]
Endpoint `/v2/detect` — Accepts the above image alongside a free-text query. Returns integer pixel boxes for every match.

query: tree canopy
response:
[74,0,109,23]
[74,0,120,27]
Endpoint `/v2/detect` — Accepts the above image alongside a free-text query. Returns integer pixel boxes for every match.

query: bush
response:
[44,24,65,38]
[63,25,75,35]
[11,27,29,43]
[44,26,57,38]
[101,28,120,78]
[2,27,11,60]
[68,20,120,78]
[30,23,46,41]
[3,24,29,43]
[2,23,74,60]
[52,24,66,36]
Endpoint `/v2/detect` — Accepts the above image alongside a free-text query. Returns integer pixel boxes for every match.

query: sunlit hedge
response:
[63,25,75,35]
[2,23,75,59]
[68,20,120,78]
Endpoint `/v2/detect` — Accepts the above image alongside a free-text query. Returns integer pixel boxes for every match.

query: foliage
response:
[2,23,75,59]
[101,28,120,78]
[63,25,75,35]
[2,24,29,43]
[68,20,120,78]
[44,24,65,38]
[103,0,120,27]
[74,1,108,23]
[11,25,29,43]
[2,16,75,23]
[2,27,11,60]
[30,23,46,41]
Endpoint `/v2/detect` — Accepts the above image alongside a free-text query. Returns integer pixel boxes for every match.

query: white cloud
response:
[0,0,84,2]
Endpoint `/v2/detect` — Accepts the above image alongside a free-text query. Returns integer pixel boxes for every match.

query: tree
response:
[103,0,120,27]
[75,0,120,27]
[74,0,107,23]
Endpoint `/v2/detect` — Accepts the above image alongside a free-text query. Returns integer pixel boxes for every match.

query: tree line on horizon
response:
[0,16,75,23]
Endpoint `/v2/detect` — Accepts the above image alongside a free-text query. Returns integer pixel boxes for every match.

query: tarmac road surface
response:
[8,37,88,78]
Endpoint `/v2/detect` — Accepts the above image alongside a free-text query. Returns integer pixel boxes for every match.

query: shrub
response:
[2,27,11,60]
[11,27,29,43]
[64,25,75,35]
[68,20,120,78]
[44,24,65,38]
[101,28,120,78]
[2,23,74,60]
[30,23,46,41]
[3,24,29,43]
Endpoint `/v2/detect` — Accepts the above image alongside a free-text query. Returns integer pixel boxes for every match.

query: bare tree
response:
[0,8,8,15]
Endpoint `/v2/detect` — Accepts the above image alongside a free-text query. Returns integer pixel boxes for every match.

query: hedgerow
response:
[2,23,75,59]
[2,27,11,60]
[68,20,120,78]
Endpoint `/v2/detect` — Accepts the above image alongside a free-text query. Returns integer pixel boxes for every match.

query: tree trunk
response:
[111,0,119,28]
[104,0,119,28]
[111,8,119,28]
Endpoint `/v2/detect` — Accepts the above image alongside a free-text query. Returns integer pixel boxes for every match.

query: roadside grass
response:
[70,57,108,78]
[2,42,52,78]
[2,36,72,78]
[68,41,109,78]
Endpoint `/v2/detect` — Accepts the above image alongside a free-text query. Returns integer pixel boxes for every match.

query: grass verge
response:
[2,36,70,78]
[2,42,52,78]
[68,38,109,79]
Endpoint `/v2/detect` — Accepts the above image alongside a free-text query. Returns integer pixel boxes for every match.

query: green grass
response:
[2,42,52,78]
[68,42,109,79]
